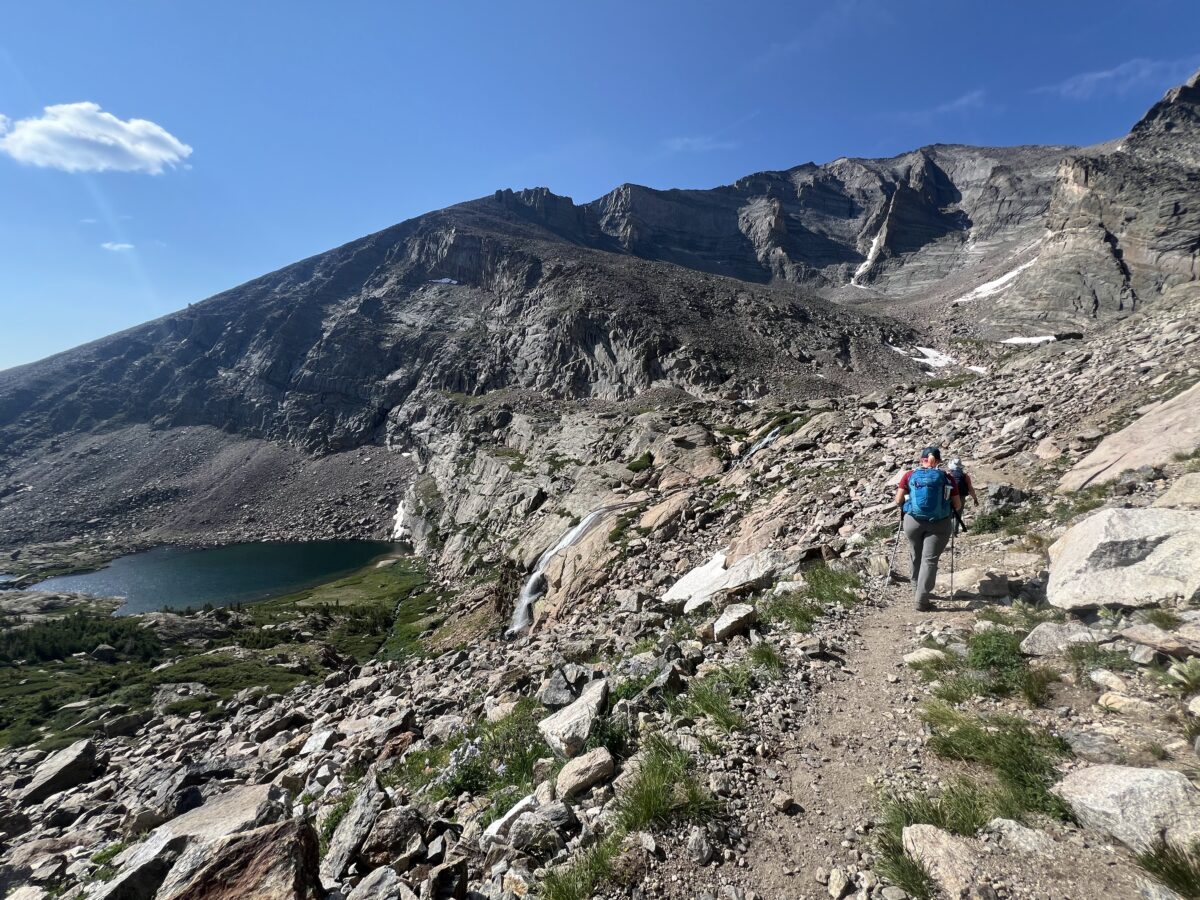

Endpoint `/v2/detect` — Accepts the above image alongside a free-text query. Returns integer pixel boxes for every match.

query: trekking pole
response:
[950,522,956,601]
[886,509,903,582]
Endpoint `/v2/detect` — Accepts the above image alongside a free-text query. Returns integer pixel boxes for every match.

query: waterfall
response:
[507,504,631,637]
[738,425,782,467]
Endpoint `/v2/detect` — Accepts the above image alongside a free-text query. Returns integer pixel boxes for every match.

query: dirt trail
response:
[726,547,1152,900]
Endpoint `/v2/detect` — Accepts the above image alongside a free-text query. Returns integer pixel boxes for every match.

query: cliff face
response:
[0,196,915,460]
[1,72,1198,554]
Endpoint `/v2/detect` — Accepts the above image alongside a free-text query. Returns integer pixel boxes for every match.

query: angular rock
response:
[903,648,947,667]
[901,824,986,898]
[1122,623,1198,658]
[986,817,1054,854]
[107,784,290,899]
[319,777,388,885]
[508,802,576,857]
[1047,509,1200,610]
[426,857,468,899]
[1060,382,1200,493]
[1053,764,1200,852]
[347,866,408,900]
[1019,621,1102,656]
[537,678,608,757]
[555,747,615,799]
[712,603,757,642]
[359,805,425,869]
[19,739,100,806]
[154,819,321,900]
[1098,692,1158,717]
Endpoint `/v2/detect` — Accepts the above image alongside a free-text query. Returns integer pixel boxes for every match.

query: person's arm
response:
[949,474,962,512]
[894,471,909,509]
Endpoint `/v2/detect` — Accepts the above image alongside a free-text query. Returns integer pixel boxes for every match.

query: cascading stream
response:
[738,425,782,467]
[507,503,633,637]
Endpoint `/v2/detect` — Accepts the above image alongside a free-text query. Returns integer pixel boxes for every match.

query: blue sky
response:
[2,1,1198,371]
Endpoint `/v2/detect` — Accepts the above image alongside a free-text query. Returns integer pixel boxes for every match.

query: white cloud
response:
[661,135,740,154]
[0,102,192,174]
[79,217,98,224]
[884,89,991,125]
[930,89,987,115]
[1036,56,1200,101]
[101,241,135,252]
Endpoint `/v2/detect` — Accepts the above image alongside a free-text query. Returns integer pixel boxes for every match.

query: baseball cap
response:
[920,446,942,461]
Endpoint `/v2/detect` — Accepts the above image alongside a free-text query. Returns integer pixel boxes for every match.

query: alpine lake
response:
[0,541,455,750]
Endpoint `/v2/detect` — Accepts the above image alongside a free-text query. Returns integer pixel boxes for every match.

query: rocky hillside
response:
[1,277,1197,900]
[1,70,1200,900]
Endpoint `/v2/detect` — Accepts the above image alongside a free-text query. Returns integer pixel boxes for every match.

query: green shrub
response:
[626,452,654,473]
[966,630,1025,673]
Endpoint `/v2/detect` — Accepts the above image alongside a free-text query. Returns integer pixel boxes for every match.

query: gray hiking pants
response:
[903,514,953,608]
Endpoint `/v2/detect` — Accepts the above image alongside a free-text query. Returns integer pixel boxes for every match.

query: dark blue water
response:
[34,541,398,615]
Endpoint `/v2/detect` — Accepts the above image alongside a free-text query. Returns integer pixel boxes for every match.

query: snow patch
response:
[914,346,955,368]
[1001,335,1057,346]
[429,277,458,285]
[851,227,885,285]
[967,365,988,375]
[951,255,1039,304]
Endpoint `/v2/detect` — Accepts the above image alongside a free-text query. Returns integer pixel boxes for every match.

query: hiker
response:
[894,446,961,611]
[947,457,979,533]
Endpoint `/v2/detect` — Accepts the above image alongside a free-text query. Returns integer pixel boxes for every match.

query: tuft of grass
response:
[1066,643,1136,679]
[319,792,357,856]
[1169,658,1200,694]
[685,671,745,734]
[748,642,785,678]
[1144,609,1184,631]
[804,565,862,606]
[966,630,1025,673]
[761,592,822,632]
[921,702,1071,819]
[1137,840,1200,899]
[1145,742,1170,761]
[616,733,717,831]
[540,835,621,900]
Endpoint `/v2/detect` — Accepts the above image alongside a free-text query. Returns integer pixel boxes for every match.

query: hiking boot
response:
[916,597,933,612]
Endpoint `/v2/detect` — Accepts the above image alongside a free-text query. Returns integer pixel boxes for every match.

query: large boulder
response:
[537,678,608,757]
[1155,473,1200,510]
[99,784,290,900]
[662,549,789,615]
[1059,381,1200,493]
[1053,765,1200,852]
[319,777,389,886]
[1047,508,1200,610]
[154,819,321,900]
[19,739,102,806]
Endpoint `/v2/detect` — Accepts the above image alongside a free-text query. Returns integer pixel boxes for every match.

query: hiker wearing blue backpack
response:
[893,446,961,611]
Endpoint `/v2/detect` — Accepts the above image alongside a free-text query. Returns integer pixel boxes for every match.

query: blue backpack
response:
[905,468,951,521]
